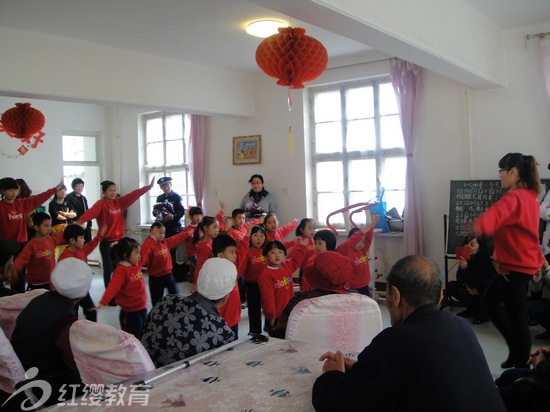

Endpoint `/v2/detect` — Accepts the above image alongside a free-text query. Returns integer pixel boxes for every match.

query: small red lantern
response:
[255,27,328,89]
[1,103,45,140]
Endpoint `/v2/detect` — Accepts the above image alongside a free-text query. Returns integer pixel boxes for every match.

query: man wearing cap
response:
[154,177,185,239]
[312,255,506,412]
[270,251,353,338]
[141,257,236,367]
[10,258,93,405]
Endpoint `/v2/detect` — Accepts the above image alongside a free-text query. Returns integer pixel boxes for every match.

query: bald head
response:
[386,255,442,309]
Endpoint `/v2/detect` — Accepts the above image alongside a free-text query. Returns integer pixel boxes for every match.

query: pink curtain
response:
[390,59,423,256]
[189,115,206,209]
[540,37,550,101]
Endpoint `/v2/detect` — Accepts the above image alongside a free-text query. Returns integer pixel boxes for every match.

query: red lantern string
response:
[255,27,328,90]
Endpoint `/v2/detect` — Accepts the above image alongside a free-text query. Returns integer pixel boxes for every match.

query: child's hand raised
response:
[297,236,310,246]
[148,176,156,189]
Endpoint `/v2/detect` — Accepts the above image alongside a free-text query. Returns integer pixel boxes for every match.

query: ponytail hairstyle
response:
[295,218,315,237]
[249,225,267,248]
[111,237,140,266]
[193,215,217,244]
[498,153,542,194]
[101,180,116,194]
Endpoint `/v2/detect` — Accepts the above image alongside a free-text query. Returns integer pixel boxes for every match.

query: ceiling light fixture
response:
[246,20,286,38]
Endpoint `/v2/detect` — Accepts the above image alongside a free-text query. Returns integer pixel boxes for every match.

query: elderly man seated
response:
[141,257,236,367]
[312,255,506,412]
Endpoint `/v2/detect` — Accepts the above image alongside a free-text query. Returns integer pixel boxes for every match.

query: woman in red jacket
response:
[475,153,543,369]
[78,178,154,290]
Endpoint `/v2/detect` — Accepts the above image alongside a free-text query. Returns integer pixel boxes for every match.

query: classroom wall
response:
[1,20,549,272]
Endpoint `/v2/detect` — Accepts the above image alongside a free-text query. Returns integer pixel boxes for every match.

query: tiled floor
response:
[86,267,547,380]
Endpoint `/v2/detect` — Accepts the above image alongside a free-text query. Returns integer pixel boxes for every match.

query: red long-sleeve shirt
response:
[243,247,268,283]
[100,262,147,312]
[258,244,306,321]
[336,228,374,289]
[182,224,198,258]
[0,187,57,243]
[474,188,542,274]
[78,185,150,242]
[300,237,316,270]
[58,234,103,262]
[266,220,298,242]
[228,219,260,242]
[139,231,190,277]
[13,231,65,285]
[194,239,213,282]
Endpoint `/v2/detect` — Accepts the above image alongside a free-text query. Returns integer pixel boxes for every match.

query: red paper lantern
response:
[255,27,328,89]
[1,103,45,140]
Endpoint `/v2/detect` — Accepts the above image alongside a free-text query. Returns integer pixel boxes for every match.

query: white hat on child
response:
[51,258,93,299]
[197,258,237,300]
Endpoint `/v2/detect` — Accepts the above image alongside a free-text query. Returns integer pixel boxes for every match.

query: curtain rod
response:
[525,31,550,40]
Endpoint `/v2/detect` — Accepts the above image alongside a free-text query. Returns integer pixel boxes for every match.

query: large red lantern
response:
[255,27,328,89]
[1,103,45,140]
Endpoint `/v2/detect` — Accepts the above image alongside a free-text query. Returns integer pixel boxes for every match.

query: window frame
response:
[309,77,406,230]
[141,112,194,223]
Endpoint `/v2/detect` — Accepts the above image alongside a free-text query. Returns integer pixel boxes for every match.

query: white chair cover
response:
[285,293,382,353]
[69,320,155,385]
[0,289,48,340]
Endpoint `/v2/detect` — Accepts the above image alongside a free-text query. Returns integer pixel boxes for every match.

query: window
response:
[142,112,195,221]
[62,133,101,203]
[310,78,405,229]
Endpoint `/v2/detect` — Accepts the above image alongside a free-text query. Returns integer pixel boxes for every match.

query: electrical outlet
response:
[282,188,289,195]
[213,190,218,196]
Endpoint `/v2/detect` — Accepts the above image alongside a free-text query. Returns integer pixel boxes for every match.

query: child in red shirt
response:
[193,216,220,282]
[207,233,249,338]
[300,229,337,292]
[182,206,203,269]
[258,238,308,333]
[58,224,107,321]
[336,222,376,296]
[242,225,268,334]
[12,212,65,290]
[139,221,190,306]
[97,237,147,339]
[263,213,298,245]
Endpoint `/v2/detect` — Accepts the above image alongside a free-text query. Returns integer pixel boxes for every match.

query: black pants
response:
[482,272,531,367]
[148,273,179,307]
[99,240,115,288]
[246,282,262,334]
[119,308,147,340]
[75,292,97,322]
[446,280,484,316]
[527,298,550,332]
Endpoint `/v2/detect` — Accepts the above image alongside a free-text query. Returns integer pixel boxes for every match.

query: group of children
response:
[4,182,378,342]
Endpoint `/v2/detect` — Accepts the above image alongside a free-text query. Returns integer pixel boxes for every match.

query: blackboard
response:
[446,179,549,255]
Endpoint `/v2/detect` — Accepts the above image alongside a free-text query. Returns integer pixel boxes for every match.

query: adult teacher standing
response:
[78,177,155,290]
[475,153,543,369]
[240,174,277,220]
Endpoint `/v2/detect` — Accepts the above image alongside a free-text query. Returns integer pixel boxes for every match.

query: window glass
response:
[314,91,341,122]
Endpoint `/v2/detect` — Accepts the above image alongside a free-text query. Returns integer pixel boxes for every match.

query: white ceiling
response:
[0,0,549,73]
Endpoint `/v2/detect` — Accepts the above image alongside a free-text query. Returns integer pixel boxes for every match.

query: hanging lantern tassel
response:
[288,126,293,155]
[256,27,328,90]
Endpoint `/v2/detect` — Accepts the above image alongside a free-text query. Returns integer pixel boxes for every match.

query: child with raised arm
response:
[242,225,268,333]
[263,213,298,244]
[228,208,260,242]
[12,212,65,291]
[258,237,309,334]
[77,177,155,289]
[301,229,337,292]
[139,221,191,306]
[295,218,317,283]
[336,222,376,296]
[97,237,147,339]
[58,224,108,321]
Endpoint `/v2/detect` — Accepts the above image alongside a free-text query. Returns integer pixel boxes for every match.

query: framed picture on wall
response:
[233,135,261,165]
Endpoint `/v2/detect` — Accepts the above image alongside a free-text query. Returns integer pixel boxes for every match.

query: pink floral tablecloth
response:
[45,337,357,411]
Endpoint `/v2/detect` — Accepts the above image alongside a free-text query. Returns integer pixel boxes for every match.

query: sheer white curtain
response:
[540,37,550,102]
[188,115,206,209]
[390,59,424,255]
